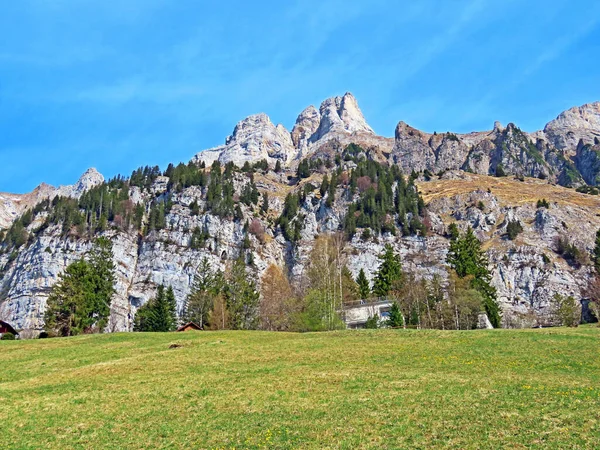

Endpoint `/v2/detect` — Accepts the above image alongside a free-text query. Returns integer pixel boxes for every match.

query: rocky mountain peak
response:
[543,101,600,150]
[195,113,295,167]
[314,92,374,140]
[56,168,104,198]
[226,113,273,145]
[194,92,376,166]
[339,92,374,134]
[395,121,426,140]
[291,105,321,148]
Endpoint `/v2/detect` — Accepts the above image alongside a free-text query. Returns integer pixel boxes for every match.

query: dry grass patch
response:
[417,174,600,209]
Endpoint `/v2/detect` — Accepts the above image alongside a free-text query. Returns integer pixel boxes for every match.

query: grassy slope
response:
[0,328,599,449]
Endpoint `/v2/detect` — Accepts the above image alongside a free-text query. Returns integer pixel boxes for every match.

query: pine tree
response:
[183,258,218,328]
[274,160,282,173]
[137,285,178,332]
[87,237,116,330]
[593,229,600,273]
[297,159,311,179]
[447,227,501,328]
[44,238,116,336]
[45,260,92,336]
[372,245,403,298]
[320,175,329,197]
[224,257,260,330]
[386,302,404,328]
[356,269,370,300]
[261,192,269,213]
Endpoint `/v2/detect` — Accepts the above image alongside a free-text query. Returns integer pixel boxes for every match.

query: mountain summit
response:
[193,92,377,167]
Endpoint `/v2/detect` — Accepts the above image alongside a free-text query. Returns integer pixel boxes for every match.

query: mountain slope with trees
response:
[1,94,600,333]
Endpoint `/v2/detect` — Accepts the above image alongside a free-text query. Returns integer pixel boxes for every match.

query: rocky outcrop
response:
[575,140,600,186]
[312,92,374,140]
[543,102,600,151]
[291,105,321,151]
[193,113,296,167]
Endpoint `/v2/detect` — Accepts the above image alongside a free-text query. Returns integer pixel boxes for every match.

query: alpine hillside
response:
[1,93,600,333]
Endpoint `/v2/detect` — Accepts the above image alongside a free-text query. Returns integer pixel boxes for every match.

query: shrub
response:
[506,220,523,240]
[248,219,266,244]
[536,199,550,208]
[356,176,372,193]
[555,235,586,267]
[576,185,599,195]
[1,333,15,341]
[550,293,579,327]
[364,315,379,329]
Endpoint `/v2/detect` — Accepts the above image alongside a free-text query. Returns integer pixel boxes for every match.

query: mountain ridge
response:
[1,93,600,334]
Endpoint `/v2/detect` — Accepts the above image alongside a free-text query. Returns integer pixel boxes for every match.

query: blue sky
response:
[1,0,599,193]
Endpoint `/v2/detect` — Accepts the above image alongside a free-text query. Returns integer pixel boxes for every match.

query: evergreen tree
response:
[593,229,600,273]
[320,175,329,197]
[274,160,282,173]
[372,245,403,298]
[297,159,310,179]
[386,302,404,328]
[447,223,459,240]
[224,257,260,330]
[356,269,370,300]
[261,192,269,213]
[86,237,116,329]
[447,227,501,328]
[134,285,178,332]
[183,258,217,329]
[45,238,116,336]
[45,260,93,336]
[133,300,153,332]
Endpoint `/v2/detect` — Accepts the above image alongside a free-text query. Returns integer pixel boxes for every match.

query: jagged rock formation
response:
[194,92,385,167]
[1,94,600,333]
[192,114,296,167]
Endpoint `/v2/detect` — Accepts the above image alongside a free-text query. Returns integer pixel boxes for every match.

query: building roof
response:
[0,320,18,335]
[176,322,203,332]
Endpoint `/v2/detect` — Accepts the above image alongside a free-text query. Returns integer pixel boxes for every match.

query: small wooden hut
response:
[176,322,203,332]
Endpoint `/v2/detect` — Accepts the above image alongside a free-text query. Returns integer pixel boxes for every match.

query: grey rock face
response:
[575,141,600,186]
[543,102,600,151]
[194,113,296,167]
[56,168,105,198]
[291,105,321,152]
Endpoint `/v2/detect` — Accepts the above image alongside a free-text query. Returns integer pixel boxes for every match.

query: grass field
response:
[1,328,599,449]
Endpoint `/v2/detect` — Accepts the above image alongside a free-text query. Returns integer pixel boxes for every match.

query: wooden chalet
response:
[177,322,203,332]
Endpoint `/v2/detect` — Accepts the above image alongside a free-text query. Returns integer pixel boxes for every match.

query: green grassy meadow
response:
[0,328,599,449]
